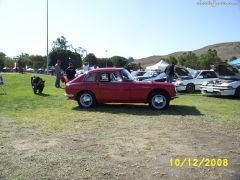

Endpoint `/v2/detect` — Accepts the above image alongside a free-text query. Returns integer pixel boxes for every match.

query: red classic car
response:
[65,68,177,110]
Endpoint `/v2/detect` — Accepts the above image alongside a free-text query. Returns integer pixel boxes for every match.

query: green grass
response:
[0,73,240,179]
[1,73,239,132]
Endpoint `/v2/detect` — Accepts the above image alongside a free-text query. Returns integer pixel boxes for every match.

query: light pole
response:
[105,50,108,67]
[46,0,49,74]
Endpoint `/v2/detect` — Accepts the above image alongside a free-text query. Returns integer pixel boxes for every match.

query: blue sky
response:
[0,0,240,59]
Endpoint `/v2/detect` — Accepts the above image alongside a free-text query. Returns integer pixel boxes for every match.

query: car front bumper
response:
[200,86,236,96]
[64,93,75,99]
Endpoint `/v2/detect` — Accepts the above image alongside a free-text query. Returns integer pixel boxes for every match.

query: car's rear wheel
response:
[186,83,195,93]
[77,91,95,108]
[149,92,169,110]
[234,86,240,98]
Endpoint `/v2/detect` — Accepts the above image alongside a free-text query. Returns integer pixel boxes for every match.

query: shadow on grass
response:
[35,93,51,97]
[72,104,203,116]
[205,95,240,101]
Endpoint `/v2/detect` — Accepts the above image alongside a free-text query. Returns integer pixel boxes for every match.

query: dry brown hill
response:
[135,42,240,68]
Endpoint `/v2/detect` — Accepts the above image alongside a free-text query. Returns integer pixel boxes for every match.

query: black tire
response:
[77,91,96,108]
[186,83,195,93]
[149,92,170,110]
[234,87,240,98]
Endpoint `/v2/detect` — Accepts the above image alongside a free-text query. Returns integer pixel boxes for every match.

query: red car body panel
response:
[65,68,177,104]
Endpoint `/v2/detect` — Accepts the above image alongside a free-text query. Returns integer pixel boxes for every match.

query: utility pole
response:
[46,0,49,74]
[105,50,108,67]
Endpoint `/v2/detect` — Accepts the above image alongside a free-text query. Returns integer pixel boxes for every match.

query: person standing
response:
[165,62,175,83]
[55,60,62,88]
[65,62,76,81]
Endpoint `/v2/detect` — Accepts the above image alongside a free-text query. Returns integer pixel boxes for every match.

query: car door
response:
[98,72,130,102]
[196,71,218,90]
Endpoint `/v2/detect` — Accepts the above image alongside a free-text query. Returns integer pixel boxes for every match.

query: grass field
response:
[0,73,240,179]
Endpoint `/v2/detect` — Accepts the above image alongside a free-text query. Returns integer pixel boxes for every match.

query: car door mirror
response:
[198,75,203,79]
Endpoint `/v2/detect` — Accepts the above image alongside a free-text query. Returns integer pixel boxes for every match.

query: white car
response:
[200,65,240,97]
[174,70,218,93]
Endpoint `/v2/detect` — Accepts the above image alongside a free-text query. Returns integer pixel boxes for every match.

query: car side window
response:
[84,73,96,82]
[99,72,123,82]
[200,72,208,78]
[207,71,217,78]
[100,73,110,82]
[110,73,122,82]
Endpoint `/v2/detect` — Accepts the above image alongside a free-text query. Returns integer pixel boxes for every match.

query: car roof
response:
[88,68,124,73]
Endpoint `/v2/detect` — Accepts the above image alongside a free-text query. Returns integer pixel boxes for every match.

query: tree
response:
[0,52,6,70]
[83,53,97,66]
[198,49,221,69]
[15,53,32,67]
[166,56,178,65]
[96,58,112,68]
[30,55,45,69]
[52,36,69,50]
[110,56,128,67]
[49,49,82,70]
[49,36,83,69]
[177,52,199,69]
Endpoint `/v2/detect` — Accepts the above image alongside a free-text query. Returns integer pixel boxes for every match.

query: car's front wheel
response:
[77,91,96,108]
[149,92,169,110]
[186,83,195,93]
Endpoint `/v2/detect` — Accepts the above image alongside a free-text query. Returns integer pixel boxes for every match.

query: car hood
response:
[202,78,239,86]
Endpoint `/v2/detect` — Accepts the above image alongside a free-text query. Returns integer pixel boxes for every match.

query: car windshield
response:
[122,69,134,81]
[192,71,200,78]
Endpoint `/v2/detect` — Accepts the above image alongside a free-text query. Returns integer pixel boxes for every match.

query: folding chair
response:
[0,74,6,94]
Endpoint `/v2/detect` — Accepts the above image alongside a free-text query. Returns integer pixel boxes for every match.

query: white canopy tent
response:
[146,60,169,71]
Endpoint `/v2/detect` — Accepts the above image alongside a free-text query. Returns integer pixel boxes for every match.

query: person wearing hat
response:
[65,62,76,81]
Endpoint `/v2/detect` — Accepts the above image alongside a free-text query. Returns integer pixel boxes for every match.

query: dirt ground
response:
[1,113,240,180]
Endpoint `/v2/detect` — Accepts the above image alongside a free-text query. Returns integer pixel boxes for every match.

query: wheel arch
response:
[147,88,170,103]
[76,90,97,101]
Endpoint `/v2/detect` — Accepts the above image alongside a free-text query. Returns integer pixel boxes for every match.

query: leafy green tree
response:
[52,36,69,50]
[177,52,199,69]
[166,56,178,65]
[198,49,221,69]
[15,53,32,67]
[83,53,97,66]
[128,62,143,71]
[30,55,45,69]
[0,52,6,70]
[110,56,128,67]
[96,58,112,67]
[128,57,134,62]
[49,49,82,70]
[49,36,83,70]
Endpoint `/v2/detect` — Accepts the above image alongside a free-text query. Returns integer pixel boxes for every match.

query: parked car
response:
[200,64,240,97]
[2,67,12,72]
[174,70,218,93]
[144,67,191,82]
[136,71,162,81]
[65,68,177,110]
[26,68,35,73]
[131,71,146,77]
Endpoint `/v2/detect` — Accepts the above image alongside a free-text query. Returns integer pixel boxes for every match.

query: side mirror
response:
[198,75,203,79]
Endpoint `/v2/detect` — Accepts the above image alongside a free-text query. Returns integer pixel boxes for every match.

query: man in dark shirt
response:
[65,63,76,81]
[165,62,175,83]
